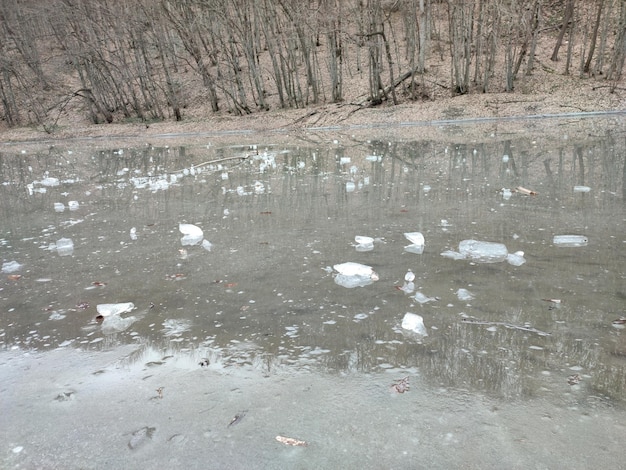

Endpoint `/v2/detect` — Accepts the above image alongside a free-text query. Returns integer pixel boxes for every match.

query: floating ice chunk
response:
[333,262,378,279]
[55,237,74,256]
[404,270,415,282]
[573,186,591,193]
[404,232,424,245]
[130,227,137,240]
[414,292,437,304]
[346,181,356,192]
[404,244,425,254]
[101,315,138,334]
[201,239,213,251]
[96,302,135,317]
[334,273,377,288]
[354,235,374,252]
[506,251,526,266]
[40,177,60,187]
[179,223,204,246]
[459,239,508,263]
[333,262,379,288]
[68,201,80,211]
[440,249,465,260]
[456,288,474,301]
[254,181,265,194]
[401,313,428,336]
[501,188,512,200]
[355,235,374,245]
[404,232,425,254]
[150,178,169,191]
[400,281,415,294]
[553,235,588,247]
[2,260,22,273]
[502,154,510,163]
[340,157,351,165]
[54,202,65,212]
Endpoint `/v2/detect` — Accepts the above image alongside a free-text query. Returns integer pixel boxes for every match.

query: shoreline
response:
[1,85,625,147]
[2,107,625,150]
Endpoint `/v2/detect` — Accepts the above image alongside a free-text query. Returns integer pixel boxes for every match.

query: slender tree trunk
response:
[551,0,574,62]
[584,0,604,74]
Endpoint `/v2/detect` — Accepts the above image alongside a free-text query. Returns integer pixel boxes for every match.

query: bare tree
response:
[551,0,575,62]
[583,0,604,74]
[447,0,474,94]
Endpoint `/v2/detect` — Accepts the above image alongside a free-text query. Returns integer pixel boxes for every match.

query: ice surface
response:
[553,235,588,247]
[162,319,192,337]
[401,313,428,336]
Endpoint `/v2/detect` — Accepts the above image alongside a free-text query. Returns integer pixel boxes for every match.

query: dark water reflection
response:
[1,118,625,403]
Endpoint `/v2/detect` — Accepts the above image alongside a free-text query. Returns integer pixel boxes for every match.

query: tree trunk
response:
[551,0,575,62]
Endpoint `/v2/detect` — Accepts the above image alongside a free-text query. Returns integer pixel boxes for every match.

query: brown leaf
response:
[276,435,307,447]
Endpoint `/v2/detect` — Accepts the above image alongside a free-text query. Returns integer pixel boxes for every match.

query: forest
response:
[0,0,624,132]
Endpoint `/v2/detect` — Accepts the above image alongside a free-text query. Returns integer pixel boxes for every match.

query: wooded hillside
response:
[0,0,624,132]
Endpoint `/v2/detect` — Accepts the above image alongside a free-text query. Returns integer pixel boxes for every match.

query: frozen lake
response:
[1,115,625,468]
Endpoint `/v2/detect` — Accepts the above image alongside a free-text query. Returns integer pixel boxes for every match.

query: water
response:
[1,116,625,468]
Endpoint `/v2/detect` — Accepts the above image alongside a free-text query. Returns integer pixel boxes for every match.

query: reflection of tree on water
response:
[1,124,625,406]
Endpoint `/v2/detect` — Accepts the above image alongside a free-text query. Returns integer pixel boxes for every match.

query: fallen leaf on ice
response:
[515,186,538,196]
[275,435,307,447]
